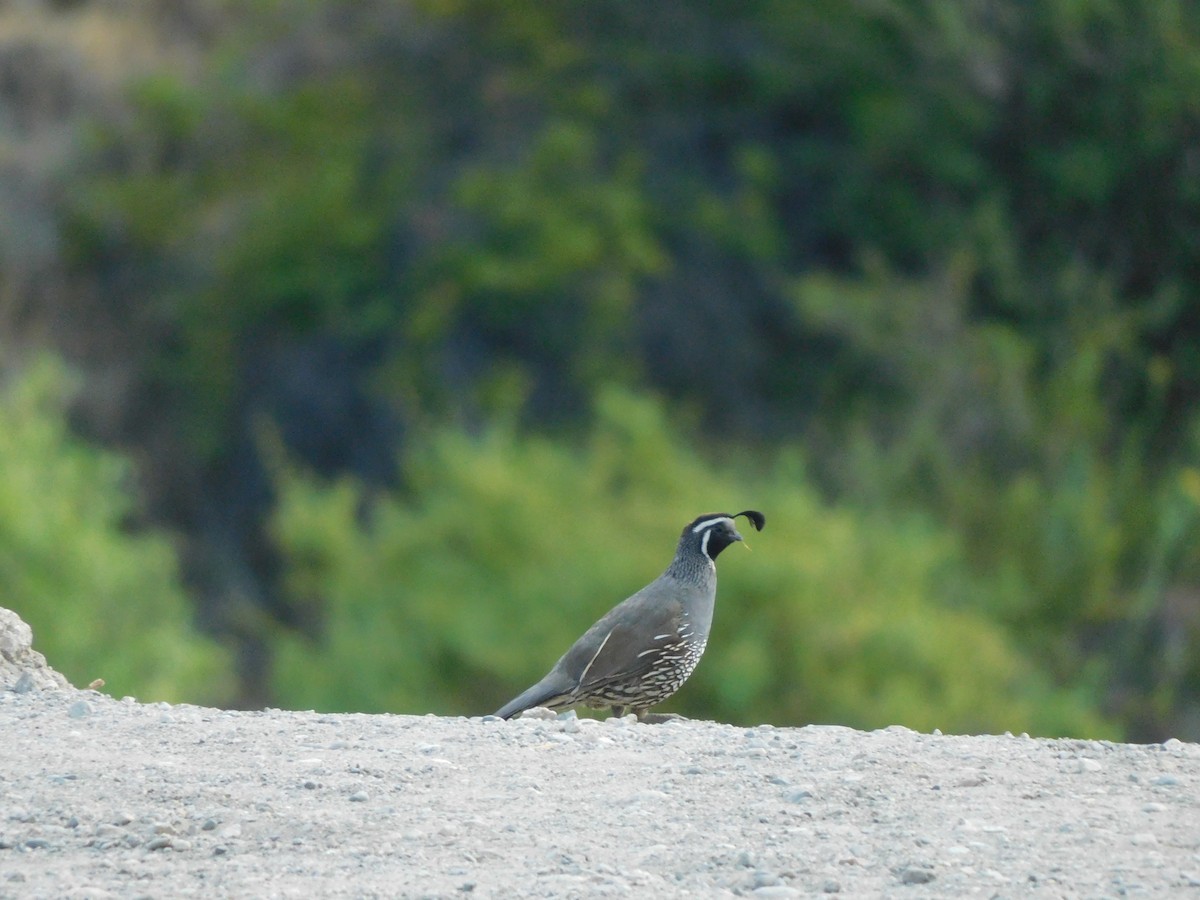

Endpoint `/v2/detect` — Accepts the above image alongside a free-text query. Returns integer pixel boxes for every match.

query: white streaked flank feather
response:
[577,627,613,686]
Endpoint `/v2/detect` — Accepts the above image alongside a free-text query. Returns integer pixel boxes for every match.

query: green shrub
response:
[0,358,233,703]
[271,388,1115,737]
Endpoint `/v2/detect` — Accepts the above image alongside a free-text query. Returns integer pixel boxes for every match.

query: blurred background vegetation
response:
[2,0,1199,740]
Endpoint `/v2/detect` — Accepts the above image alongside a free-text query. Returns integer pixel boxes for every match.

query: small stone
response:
[112,813,133,826]
[605,714,638,726]
[899,866,936,885]
[1076,758,1102,773]
[683,765,704,775]
[1143,802,1166,813]
[146,836,172,851]
[517,707,556,721]
[753,870,782,887]
[822,880,841,893]
[1131,832,1158,846]
[786,788,815,803]
[751,887,799,898]
[23,839,51,850]
[68,700,93,719]
[201,819,218,831]
[171,838,192,852]
[303,780,319,790]
[349,791,369,803]
[12,672,35,694]
[1152,774,1179,786]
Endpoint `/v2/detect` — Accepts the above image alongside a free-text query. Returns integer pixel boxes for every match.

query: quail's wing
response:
[560,579,701,693]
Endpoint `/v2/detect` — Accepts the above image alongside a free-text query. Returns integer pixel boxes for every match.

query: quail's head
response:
[686,510,766,560]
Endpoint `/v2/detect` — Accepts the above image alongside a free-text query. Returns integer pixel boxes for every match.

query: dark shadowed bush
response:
[0,358,233,703]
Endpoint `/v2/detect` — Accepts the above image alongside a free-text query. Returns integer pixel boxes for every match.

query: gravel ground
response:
[3,691,1200,898]
[2,610,1200,898]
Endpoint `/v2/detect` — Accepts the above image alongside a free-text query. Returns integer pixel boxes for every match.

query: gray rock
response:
[68,700,93,719]
[899,866,936,885]
[0,607,70,692]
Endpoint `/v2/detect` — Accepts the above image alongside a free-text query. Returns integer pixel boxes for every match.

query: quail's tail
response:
[494,673,571,719]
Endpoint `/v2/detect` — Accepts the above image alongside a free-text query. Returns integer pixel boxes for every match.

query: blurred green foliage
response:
[4,0,1200,738]
[0,359,233,703]
[271,389,1114,737]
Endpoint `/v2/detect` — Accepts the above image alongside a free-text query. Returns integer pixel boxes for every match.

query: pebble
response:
[899,866,936,885]
[1152,774,1179,786]
[1131,833,1158,846]
[67,700,93,719]
[751,887,799,898]
[822,879,841,893]
[1075,758,1102,773]
[753,869,782,887]
[605,714,638,727]
[349,791,369,802]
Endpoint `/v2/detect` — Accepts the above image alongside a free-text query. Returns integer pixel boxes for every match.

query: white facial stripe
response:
[691,516,733,534]
[700,528,712,559]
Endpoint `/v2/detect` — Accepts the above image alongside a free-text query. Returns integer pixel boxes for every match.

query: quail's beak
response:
[732,528,750,550]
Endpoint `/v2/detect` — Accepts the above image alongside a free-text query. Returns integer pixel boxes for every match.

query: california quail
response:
[494,510,765,721]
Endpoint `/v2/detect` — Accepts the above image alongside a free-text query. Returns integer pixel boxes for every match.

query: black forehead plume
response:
[735,510,766,532]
